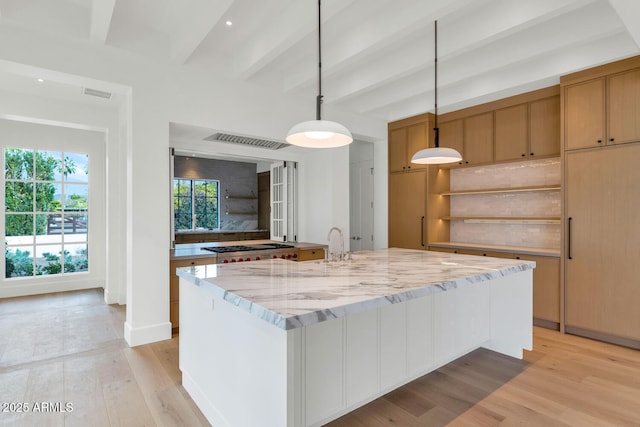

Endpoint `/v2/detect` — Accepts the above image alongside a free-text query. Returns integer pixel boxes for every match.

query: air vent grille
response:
[203,133,288,150]
[82,87,112,99]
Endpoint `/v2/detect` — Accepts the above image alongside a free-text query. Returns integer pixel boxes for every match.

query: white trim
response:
[0,277,104,298]
[124,320,172,347]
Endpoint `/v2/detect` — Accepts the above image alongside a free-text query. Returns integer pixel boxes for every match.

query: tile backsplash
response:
[448,158,561,249]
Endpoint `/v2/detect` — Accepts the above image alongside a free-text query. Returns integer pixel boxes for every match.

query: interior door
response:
[270,161,297,242]
[349,159,374,251]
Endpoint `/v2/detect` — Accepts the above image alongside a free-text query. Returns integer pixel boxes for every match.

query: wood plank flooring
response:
[1,289,639,426]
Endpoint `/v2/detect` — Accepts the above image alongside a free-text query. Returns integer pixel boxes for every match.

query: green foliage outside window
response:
[5,148,89,278]
[174,179,219,231]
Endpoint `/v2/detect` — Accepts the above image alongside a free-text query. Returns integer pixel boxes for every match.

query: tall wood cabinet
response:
[565,145,640,345]
[562,55,640,348]
[388,114,431,250]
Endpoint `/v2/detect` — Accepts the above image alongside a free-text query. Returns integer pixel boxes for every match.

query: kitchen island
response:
[177,248,534,427]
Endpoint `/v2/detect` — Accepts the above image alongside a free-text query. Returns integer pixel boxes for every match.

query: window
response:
[173,179,219,231]
[5,148,89,278]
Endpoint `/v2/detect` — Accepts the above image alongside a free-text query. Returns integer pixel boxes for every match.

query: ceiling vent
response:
[203,133,288,150]
[82,87,112,99]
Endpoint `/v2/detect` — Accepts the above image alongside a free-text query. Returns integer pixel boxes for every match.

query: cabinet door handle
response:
[597,139,602,144]
[610,138,615,142]
[421,216,425,247]
[568,217,572,260]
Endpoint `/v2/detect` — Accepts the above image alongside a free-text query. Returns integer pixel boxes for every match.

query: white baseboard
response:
[124,320,172,347]
[183,370,231,427]
[0,278,104,299]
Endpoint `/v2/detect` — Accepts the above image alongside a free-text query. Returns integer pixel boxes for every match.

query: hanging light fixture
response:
[286,0,353,148]
[411,21,462,165]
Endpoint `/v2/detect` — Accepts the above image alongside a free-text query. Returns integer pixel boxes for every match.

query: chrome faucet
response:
[327,227,344,261]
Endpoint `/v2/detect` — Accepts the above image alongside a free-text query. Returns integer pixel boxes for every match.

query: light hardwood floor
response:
[1,289,639,426]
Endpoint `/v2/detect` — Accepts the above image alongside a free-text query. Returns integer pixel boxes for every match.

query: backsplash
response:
[449,158,561,249]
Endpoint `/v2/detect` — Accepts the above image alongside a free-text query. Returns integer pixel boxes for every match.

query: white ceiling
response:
[1,0,639,126]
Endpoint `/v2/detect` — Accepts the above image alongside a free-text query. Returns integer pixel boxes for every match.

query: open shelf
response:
[442,216,560,224]
[441,184,560,196]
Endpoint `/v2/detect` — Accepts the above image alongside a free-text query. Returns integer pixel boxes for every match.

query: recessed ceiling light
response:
[37,78,44,83]
[225,20,233,26]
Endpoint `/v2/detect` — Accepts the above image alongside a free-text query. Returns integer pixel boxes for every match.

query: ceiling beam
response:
[328,0,620,107]
[235,0,357,81]
[90,0,116,43]
[283,0,480,94]
[170,0,234,65]
[607,0,640,48]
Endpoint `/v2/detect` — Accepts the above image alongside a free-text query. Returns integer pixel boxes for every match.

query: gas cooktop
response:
[202,243,295,254]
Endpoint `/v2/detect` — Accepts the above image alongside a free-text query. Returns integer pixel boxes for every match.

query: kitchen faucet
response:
[327,227,344,261]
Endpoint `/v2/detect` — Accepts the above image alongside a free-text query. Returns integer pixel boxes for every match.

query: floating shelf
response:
[442,216,561,225]
[225,190,257,200]
[441,185,560,196]
[225,211,258,215]
[225,195,257,200]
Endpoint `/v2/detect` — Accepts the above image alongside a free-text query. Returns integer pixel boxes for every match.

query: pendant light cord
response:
[434,20,440,148]
[316,0,323,121]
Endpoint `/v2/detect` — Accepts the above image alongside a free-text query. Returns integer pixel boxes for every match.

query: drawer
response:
[297,248,325,261]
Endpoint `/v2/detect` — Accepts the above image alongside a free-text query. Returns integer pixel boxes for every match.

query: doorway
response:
[349,142,374,251]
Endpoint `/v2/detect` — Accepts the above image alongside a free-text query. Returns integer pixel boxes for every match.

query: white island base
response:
[179,266,532,427]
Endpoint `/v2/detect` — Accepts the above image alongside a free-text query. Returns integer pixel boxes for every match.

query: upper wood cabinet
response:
[464,113,494,165]
[439,119,464,165]
[530,96,561,157]
[439,113,494,167]
[494,97,560,162]
[564,78,606,150]
[608,68,640,145]
[495,104,528,162]
[563,58,640,150]
[388,122,428,173]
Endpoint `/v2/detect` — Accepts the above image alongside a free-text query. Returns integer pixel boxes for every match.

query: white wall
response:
[0,22,388,346]
[0,118,106,297]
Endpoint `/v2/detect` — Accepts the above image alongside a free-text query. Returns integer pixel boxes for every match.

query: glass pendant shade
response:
[411,147,462,164]
[286,119,353,148]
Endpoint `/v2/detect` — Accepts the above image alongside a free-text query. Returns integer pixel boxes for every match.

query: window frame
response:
[173,178,220,231]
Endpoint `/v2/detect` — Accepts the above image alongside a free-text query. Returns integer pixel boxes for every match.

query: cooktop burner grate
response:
[202,243,295,253]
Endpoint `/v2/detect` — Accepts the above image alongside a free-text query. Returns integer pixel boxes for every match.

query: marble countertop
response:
[177,248,535,330]
[171,240,327,260]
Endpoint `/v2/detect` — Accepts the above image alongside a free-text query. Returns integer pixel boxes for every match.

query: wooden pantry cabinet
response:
[564,144,640,347]
[564,58,640,150]
[388,171,426,250]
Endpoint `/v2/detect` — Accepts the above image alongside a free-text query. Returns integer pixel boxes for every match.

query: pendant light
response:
[286,0,353,148]
[411,21,462,165]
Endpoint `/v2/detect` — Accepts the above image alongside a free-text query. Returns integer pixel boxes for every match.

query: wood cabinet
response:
[530,96,561,157]
[388,122,428,172]
[463,113,494,165]
[494,97,560,162]
[495,104,528,162]
[565,144,640,347]
[608,68,640,145]
[439,113,494,167]
[514,254,560,325]
[169,256,216,330]
[564,66,640,150]
[428,246,560,328]
[564,78,606,150]
[297,248,325,261]
[388,171,426,250]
